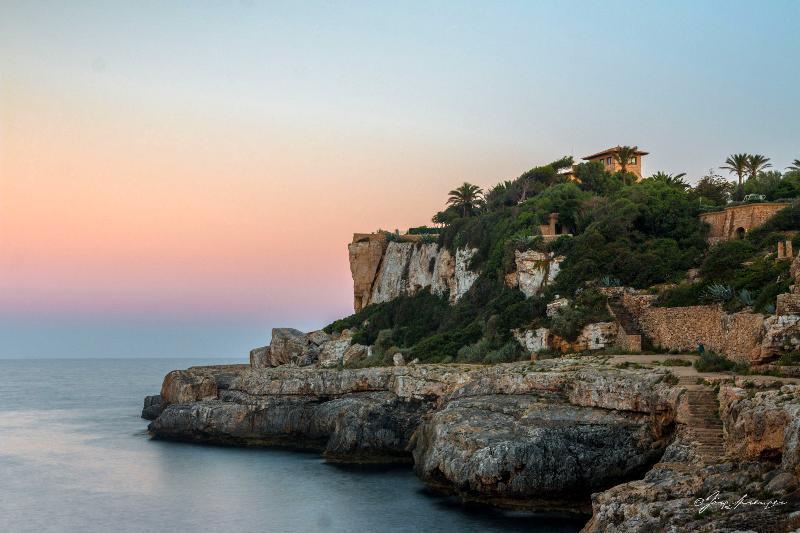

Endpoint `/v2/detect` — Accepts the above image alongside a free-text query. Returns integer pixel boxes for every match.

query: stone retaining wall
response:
[626,301,765,362]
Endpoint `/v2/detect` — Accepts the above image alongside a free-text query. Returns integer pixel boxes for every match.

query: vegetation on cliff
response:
[330,155,800,364]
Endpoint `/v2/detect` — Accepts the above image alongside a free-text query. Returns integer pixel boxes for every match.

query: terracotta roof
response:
[582,146,649,160]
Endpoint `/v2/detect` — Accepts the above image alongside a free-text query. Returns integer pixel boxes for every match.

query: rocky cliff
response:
[145,359,800,529]
[148,359,678,511]
[348,233,564,313]
[348,233,480,311]
[584,382,800,532]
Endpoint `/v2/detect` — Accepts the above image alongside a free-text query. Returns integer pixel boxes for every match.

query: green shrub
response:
[656,283,705,307]
[662,358,692,366]
[694,352,736,372]
[484,341,524,364]
[777,352,800,366]
[547,289,610,341]
[700,240,756,282]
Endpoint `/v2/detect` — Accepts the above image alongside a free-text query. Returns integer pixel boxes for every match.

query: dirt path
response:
[606,354,800,385]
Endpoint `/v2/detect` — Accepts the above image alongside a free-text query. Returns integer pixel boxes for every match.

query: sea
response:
[0,358,585,532]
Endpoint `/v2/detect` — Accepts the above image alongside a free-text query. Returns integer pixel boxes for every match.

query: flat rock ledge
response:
[143,359,800,529]
[146,359,677,509]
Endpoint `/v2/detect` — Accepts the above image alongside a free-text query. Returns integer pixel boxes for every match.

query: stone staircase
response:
[607,298,643,352]
[678,375,725,460]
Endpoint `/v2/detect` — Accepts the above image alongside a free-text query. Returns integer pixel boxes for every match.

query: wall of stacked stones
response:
[622,297,765,362]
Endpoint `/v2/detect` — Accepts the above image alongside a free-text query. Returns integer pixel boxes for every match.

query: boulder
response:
[318,330,353,368]
[268,328,312,366]
[342,343,370,366]
[546,297,569,317]
[249,345,270,368]
[141,394,163,420]
[160,370,218,406]
[512,327,550,354]
[393,353,405,367]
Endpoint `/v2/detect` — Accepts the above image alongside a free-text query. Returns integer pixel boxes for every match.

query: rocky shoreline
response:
[143,358,800,531]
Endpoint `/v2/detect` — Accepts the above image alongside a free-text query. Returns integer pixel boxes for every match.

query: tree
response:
[694,170,734,206]
[746,154,771,180]
[574,161,622,196]
[432,207,460,226]
[647,171,689,189]
[721,153,749,188]
[484,180,519,210]
[515,163,561,201]
[446,183,484,217]
[787,159,800,172]
[612,145,639,176]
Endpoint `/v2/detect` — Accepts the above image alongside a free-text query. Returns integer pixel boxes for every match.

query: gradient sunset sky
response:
[1,1,799,358]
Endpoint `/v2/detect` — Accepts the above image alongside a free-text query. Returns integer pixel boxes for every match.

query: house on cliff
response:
[560,145,649,181]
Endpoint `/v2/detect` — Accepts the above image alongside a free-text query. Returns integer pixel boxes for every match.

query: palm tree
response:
[447,183,484,217]
[720,153,749,187]
[746,154,771,180]
[787,159,800,172]
[649,171,689,188]
[612,146,639,181]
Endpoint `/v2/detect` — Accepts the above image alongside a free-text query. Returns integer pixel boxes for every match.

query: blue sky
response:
[1,1,799,357]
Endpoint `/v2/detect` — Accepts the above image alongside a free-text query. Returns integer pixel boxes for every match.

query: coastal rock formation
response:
[719,384,800,474]
[250,328,352,368]
[584,385,800,533]
[146,359,800,529]
[413,394,665,510]
[348,234,481,311]
[148,359,677,508]
[141,394,163,420]
[151,390,429,463]
[160,365,248,406]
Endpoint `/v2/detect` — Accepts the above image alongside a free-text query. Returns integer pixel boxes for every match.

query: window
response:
[629,156,636,164]
[606,157,612,165]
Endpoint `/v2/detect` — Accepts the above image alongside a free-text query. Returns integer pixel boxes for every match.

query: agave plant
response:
[738,288,754,306]
[705,283,733,302]
[765,304,776,314]
[599,275,621,287]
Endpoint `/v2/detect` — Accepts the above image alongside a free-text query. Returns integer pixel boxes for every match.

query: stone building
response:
[582,146,649,180]
[699,202,789,244]
[538,212,571,240]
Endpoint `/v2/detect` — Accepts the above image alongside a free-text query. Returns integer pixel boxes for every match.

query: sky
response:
[1,1,799,358]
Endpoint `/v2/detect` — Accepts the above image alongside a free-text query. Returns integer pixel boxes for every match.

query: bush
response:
[656,283,705,307]
[547,289,610,341]
[694,352,736,372]
[700,240,756,282]
[661,358,692,367]
[777,352,800,366]
[484,341,524,364]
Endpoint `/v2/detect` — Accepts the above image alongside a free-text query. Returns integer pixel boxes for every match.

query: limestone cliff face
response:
[505,250,564,298]
[348,233,479,311]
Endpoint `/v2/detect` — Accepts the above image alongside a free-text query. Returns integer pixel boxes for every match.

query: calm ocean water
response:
[0,358,584,532]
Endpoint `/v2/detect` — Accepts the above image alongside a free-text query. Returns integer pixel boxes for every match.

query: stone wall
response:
[624,299,765,362]
[699,202,789,244]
